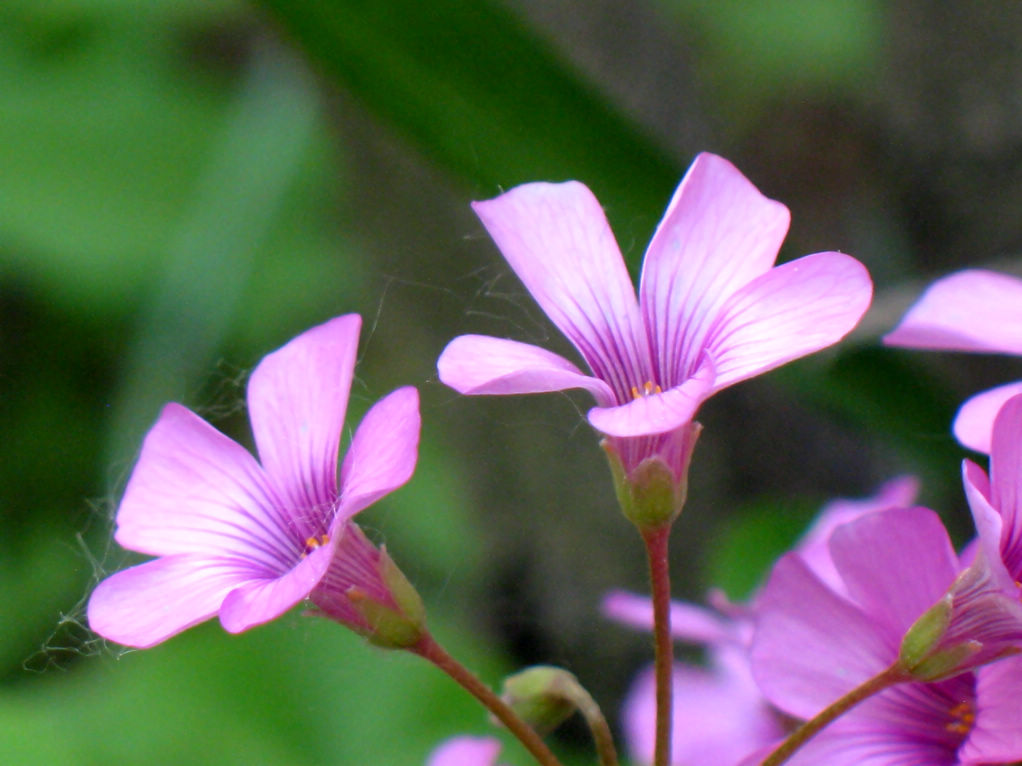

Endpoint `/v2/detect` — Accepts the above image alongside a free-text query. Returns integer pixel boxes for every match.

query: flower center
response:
[945,699,975,736]
[302,533,331,557]
[630,381,662,400]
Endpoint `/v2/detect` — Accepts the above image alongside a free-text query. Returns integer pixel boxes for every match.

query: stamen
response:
[301,533,331,558]
[945,700,975,735]
[630,381,663,400]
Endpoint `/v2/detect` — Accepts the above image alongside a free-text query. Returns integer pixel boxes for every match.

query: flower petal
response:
[954,382,1022,454]
[114,403,298,571]
[828,507,959,638]
[337,386,421,520]
[437,334,614,402]
[963,459,1006,573]
[247,314,360,522]
[586,357,714,437]
[218,542,335,633]
[427,736,502,766]
[884,269,1022,353]
[624,653,783,766]
[472,181,647,400]
[87,554,258,648]
[639,153,791,383]
[752,554,892,717]
[795,476,920,594]
[961,656,1022,763]
[705,251,873,392]
[988,394,1022,575]
[602,589,735,645]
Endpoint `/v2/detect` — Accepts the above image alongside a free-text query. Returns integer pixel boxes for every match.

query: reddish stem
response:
[412,633,564,766]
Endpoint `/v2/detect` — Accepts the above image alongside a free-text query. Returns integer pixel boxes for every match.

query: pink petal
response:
[955,382,1022,454]
[963,460,1005,571]
[87,554,258,648]
[602,589,735,644]
[218,542,335,633]
[961,656,1022,763]
[884,270,1022,353]
[247,315,360,520]
[624,654,783,766]
[828,507,959,638]
[114,403,297,571]
[337,386,421,520]
[795,476,920,594]
[436,334,614,402]
[705,251,873,392]
[586,357,714,437]
[989,394,1022,572]
[471,181,648,399]
[752,554,892,718]
[639,153,791,382]
[427,736,502,766]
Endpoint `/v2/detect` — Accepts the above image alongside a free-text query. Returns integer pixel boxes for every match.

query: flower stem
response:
[573,684,620,766]
[759,664,909,766]
[412,633,565,766]
[641,523,674,766]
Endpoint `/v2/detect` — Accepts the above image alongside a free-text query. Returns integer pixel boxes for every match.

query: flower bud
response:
[500,666,581,735]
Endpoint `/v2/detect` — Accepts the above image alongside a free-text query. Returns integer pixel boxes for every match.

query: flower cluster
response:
[88,153,1022,766]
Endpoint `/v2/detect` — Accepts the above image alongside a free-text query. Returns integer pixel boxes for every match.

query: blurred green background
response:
[3,0,1021,763]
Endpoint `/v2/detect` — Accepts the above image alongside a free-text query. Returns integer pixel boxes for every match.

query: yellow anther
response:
[945,700,975,735]
[302,533,331,557]
[631,381,663,400]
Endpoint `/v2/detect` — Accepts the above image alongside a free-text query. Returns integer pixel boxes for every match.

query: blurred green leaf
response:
[256,0,682,258]
[703,495,817,600]
[660,0,883,124]
[0,615,517,764]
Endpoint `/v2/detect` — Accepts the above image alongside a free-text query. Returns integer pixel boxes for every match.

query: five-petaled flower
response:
[88,315,421,648]
[751,507,1022,764]
[885,269,1022,453]
[438,153,872,487]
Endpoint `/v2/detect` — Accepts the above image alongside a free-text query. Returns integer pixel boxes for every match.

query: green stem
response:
[563,675,620,766]
[641,523,674,766]
[412,634,565,766]
[760,664,909,766]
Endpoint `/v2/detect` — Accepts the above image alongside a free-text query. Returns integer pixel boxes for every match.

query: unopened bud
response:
[501,666,580,735]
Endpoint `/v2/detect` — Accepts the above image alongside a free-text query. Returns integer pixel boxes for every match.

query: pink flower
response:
[752,507,1022,764]
[438,153,872,478]
[622,646,787,766]
[426,736,503,766]
[964,392,1022,585]
[88,315,421,648]
[604,478,919,765]
[885,269,1022,453]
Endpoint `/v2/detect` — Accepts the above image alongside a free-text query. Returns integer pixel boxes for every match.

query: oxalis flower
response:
[964,393,1022,592]
[438,153,872,517]
[88,315,422,648]
[885,269,1022,453]
[603,478,919,765]
[751,507,1022,764]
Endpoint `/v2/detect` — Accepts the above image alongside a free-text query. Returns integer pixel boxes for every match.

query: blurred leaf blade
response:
[256,0,682,240]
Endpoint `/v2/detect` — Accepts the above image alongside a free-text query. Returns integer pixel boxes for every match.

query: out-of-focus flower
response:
[88,315,422,648]
[623,645,788,766]
[438,153,872,496]
[964,393,1022,584]
[885,269,1022,453]
[752,508,1022,764]
[426,736,503,766]
[605,478,918,764]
